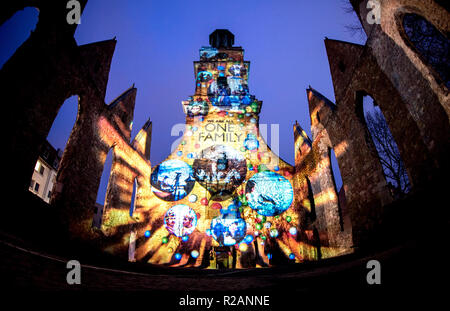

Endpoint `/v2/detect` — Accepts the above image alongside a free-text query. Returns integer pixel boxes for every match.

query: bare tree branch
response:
[365,109,411,197]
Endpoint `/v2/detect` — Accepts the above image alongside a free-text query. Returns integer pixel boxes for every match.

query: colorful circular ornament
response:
[191,250,199,258]
[245,171,294,216]
[270,228,279,238]
[289,227,297,235]
[188,194,197,203]
[164,204,198,237]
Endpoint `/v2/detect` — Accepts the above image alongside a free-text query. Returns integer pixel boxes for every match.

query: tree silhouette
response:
[365,109,410,197]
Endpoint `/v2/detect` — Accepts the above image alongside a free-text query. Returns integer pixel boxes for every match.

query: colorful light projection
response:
[132,32,324,268]
[193,144,247,200]
[164,204,198,237]
[210,211,247,246]
[245,171,294,216]
[150,159,195,201]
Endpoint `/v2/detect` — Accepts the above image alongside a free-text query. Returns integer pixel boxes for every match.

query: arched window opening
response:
[29,95,78,203]
[305,177,316,222]
[130,178,138,217]
[363,95,411,197]
[0,7,39,68]
[402,13,450,88]
[328,148,344,231]
[93,149,113,228]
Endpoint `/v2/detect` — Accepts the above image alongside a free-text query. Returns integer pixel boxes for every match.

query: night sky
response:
[0,0,366,204]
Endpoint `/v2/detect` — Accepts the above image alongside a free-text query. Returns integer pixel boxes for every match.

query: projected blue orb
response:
[245,171,294,216]
[175,253,182,260]
[144,230,151,238]
[210,214,247,246]
[289,227,298,235]
[191,250,199,258]
[244,134,259,150]
[244,235,254,244]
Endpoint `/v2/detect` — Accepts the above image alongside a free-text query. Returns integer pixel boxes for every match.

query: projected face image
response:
[246,171,294,216]
[151,160,195,201]
[210,215,247,246]
[193,145,247,200]
[164,204,198,237]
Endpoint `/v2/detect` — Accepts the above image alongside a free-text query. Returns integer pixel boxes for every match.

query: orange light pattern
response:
[95,36,352,268]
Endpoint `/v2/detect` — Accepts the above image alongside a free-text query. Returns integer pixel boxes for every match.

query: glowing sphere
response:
[182,235,189,242]
[201,198,209,205]
[164,204,198,237]
[144,230,151,238]
[289,253,295,260]
[286,216,292,223]
[239,243,248,252]
[244,134,259,151]
[270,228,279,238]
[151,159,194,201]
[168,247,173,253]
[244,235,254,244]
[191,250,199,258]
[246,171,294,216]
[188,194,197,203]
[193,145,247,201]
[211,202,222,210]
[256,223,263,230]
[289,227,298,235]
[210,214,247,246]
[175,253,182,260]
[162,237,169,244]
[267,253,272,260]
[264,222,271,229]
[257,215,266,223]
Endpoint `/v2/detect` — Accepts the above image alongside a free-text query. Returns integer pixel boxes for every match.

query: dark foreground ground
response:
[0,184,448,307]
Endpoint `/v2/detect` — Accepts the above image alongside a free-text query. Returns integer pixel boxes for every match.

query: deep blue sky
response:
[1,0,366,203]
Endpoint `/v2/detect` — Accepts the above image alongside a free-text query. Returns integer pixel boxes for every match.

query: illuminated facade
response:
[4,0,448,274]
[128,30,351,268]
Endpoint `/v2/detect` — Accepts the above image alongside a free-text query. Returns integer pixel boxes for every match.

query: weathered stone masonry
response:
[1,0,448,261]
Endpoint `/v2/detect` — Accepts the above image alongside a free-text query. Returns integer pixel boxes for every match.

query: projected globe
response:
[210,213,247,246]
[151,159,195,201]
[245,171,294,216]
